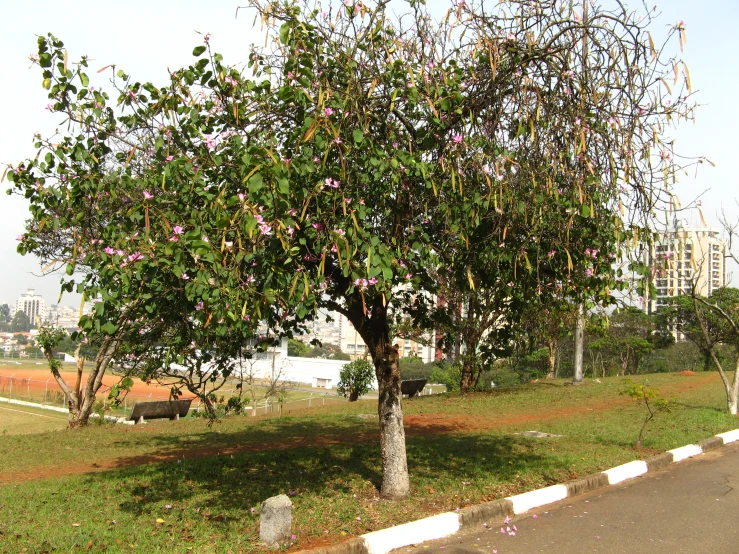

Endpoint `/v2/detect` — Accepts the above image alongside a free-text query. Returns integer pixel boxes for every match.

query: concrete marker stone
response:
[260,494,293,547]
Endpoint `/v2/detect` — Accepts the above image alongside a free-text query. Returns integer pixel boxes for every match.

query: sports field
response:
[0,403,68,435]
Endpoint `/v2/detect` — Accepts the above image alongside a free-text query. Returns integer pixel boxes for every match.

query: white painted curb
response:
[602,460,648,485]
[328,429,739,554]
[361,512,460,554]
[506,484,568,514]
[668,444,702,462]
[716,429,739,444]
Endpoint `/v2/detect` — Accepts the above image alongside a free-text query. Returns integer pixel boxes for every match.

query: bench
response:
[128,399,193,424]
[400,379,427,398]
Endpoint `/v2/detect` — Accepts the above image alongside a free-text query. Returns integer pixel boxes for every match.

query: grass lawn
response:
[0,403,68,435]
[0,372,736,553]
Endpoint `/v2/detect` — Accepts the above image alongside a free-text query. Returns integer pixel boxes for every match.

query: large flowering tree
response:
[9,0,700,498]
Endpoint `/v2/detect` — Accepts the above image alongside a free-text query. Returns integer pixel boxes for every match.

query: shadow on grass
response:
[101,426,542,521]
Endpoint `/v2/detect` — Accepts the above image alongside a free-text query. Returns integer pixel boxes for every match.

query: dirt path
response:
[0,372,720,485]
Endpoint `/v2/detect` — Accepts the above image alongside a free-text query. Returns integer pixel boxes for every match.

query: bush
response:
[399,357,436,380]
[429,361,461,392]
[337,359,375,401]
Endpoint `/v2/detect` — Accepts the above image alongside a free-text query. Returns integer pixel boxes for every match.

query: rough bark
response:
[572,303,585,383]
[371,340,409,499]
[43,336,117,428]
[546,339,557,379]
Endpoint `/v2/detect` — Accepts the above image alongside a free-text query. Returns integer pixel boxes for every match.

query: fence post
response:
[322,393,325,407]
[9,375,13,398]
[308,393,312,408]
[45,379,49,403]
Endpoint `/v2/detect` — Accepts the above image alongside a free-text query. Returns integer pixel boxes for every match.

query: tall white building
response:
[14,289,46,326]
[644,222,728,315]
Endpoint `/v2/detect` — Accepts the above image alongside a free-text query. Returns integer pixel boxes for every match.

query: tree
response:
[690,288,739,414]
[9,0,700,498]
[10,311,31,333]
[657,294,730,371]
[288,338,312,357]
[337,358,375,401]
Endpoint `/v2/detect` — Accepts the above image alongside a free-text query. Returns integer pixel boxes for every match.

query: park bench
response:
[400,379,427,398]
[128,399,193,424]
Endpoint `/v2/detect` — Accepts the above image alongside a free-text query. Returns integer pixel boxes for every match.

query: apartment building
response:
[644,222,727,315]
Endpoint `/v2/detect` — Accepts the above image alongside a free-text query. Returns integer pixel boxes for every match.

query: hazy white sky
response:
[1,0,737,307]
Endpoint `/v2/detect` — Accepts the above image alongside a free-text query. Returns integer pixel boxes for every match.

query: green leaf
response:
[79,72,89,87]
[248,172,264,194]
[352,129,364,144]
[193,45,207,56]
[280,23,291,45]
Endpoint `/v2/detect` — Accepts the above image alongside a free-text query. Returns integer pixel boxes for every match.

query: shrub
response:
[337,359,375,401]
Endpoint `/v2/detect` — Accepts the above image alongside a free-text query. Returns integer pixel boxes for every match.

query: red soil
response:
[0,368,188,401]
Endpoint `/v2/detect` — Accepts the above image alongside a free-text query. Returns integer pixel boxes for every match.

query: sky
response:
[1,0,737,308]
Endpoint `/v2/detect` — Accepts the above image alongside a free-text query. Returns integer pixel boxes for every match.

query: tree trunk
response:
[43,337,116,428]
[546,339,557,379]
[349,390,360,402]
[371,340,409,499]
[702,351,712,372]
[572,303,585,383]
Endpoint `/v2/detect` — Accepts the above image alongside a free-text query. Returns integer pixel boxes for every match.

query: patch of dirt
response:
[0,372,720,485]
[0,369,187,401]
[680,370,697,376]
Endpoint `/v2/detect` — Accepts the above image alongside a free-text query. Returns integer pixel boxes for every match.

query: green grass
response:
[0,403,68,436]
[0,372,735,553]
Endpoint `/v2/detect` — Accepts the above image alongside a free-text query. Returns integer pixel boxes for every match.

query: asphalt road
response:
[400,441,739,553]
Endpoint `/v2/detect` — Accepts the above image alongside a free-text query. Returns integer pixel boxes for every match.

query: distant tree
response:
[337,358,375,401]
[13,333,29,345]
[690,287,739,414]
[11,311,31,333]
[288,338,313,358]
[0,304,10,322]
[657,294,730,371]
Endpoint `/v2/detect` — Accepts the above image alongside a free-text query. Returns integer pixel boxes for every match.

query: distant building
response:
[14,289,46,327]
[644,221,728,315]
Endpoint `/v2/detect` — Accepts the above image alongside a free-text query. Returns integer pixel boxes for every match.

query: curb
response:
[300,428,739,554]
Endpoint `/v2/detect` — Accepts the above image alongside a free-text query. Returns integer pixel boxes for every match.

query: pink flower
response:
[104,247,115,255]
[586,268,594,277]
[165,155,174,162]
[181,273,190,280]
[143,191,154,200]
[128,252,143,262]
[15,234,24,241]
[116,249,126,257]
[334,137,342,144]
[169,236,179,242]
[224,76,238,86]
[547,250,556,258]
[173,226,184,235]
[205,136,216,150]
[243,314,250,321]
[195,301,204,311]
[452,134,463,143]
[324,107,334,116]
[259,223,272,236]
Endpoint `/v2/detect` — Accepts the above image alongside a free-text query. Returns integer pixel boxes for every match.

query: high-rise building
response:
[644,222,728,315]
[14,289,46,326]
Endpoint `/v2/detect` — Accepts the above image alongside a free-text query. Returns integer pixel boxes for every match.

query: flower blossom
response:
[173,226,185,235]
[324,107,334,116]
[143,191,154,200]
[452,134,463,144]
[195,301,204,311]
[181,273,190,280]
[128,252,143,262]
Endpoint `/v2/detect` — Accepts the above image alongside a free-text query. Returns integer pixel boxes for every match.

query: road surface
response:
[400,441,739,553]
